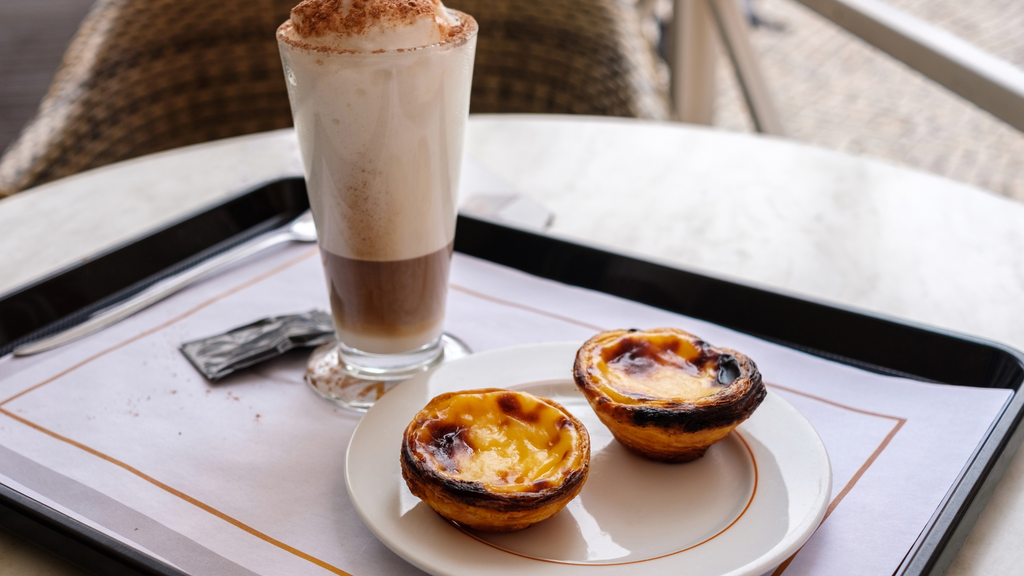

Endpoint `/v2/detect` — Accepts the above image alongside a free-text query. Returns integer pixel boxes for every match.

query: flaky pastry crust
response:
[401,388,590,531]
[573,328,765,462]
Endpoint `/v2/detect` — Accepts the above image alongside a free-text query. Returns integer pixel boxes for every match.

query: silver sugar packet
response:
[180,310,335,381]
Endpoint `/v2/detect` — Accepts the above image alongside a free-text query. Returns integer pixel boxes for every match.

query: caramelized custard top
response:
[592,332,730,403]
[407,390,585,493]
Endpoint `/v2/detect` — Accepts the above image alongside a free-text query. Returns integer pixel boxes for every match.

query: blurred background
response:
[0,0,96,154]
[1,0,1022,201]
[708,0,1024,202]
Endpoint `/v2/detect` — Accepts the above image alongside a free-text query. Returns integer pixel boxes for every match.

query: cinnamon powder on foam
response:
[290,0,461,40]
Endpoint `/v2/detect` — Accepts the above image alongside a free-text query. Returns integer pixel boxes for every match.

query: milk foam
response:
[277,12,476,262]
[282,0,461,52]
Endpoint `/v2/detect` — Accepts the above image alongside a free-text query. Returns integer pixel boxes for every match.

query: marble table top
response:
[1,115,1023,575]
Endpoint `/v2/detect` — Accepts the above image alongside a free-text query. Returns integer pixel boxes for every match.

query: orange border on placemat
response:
[0,255,908,576]
[766,383,906,576]
[0,247,354,576]
[449,285,605,332]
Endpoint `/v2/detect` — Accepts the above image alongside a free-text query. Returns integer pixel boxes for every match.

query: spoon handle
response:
[13,231,296,357]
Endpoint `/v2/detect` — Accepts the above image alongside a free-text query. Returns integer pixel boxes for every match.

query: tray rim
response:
[0,176,1021,576]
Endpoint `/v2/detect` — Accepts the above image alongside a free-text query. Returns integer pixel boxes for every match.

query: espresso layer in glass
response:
[322,243,453,354]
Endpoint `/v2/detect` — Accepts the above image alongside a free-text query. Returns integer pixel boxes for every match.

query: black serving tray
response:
[1,177,1022,576]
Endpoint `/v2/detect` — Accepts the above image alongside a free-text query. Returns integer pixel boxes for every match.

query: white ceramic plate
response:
[346,342,831,576]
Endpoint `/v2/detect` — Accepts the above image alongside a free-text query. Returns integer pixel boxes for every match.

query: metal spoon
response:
[14,210,318,356]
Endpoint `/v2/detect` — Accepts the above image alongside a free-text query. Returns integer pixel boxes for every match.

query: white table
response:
[1,115,1023,575]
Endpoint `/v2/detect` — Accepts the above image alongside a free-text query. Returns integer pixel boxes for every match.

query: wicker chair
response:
[450,0,669,119]
[0,0,669,197]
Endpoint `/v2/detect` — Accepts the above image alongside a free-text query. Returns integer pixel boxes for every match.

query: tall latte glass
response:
[277,5,476,410]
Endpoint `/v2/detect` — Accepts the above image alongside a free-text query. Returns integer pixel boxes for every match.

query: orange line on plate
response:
[453,430,759,566]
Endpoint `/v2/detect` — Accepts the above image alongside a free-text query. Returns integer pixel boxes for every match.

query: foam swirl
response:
[283,0,462,52]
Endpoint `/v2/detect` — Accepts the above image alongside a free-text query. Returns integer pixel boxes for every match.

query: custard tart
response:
[573,328,765,463]
[401,388,590,531]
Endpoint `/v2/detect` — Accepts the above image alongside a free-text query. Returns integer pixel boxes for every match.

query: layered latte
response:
[278,0,477,356]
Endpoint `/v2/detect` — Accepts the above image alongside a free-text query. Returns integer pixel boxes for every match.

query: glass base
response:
[336,334,448,379]
[305,334,471,412]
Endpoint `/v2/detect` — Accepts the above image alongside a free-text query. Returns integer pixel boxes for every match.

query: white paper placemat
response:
[0,242,1011,576]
